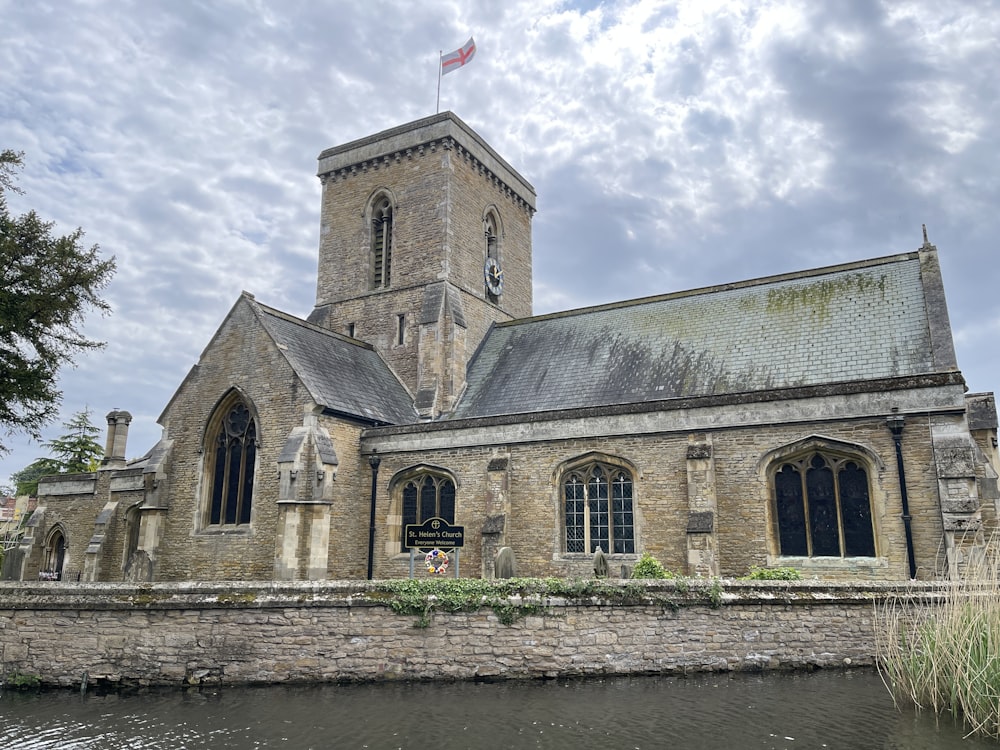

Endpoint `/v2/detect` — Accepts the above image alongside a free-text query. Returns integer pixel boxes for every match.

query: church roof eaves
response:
[369,371,967,439]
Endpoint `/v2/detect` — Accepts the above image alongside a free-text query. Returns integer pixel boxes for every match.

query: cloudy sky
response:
[2,0,999,486]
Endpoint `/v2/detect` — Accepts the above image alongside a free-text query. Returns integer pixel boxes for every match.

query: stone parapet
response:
[0,580,943,688]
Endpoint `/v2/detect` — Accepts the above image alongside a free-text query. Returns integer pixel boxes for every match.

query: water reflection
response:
[1,670,990,749]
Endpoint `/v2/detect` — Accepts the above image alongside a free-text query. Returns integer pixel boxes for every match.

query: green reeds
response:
[876,542,1000,739]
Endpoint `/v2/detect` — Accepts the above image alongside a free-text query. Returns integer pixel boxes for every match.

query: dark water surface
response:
[0,670,992,749]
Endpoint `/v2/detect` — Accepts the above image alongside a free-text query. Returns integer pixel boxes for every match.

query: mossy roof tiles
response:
[451,252,944,419]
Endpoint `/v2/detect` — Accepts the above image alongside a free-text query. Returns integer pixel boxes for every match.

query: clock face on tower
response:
[484,257,504,296]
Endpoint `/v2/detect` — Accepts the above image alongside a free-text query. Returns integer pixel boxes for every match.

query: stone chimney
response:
[102,410,133,468]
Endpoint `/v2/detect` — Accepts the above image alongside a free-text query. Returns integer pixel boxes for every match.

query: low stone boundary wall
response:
[0,580,942,688]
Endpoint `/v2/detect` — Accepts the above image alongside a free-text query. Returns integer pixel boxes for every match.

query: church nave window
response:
[399,473,456,552]
[563,460,635,555]
[773,452,875,558]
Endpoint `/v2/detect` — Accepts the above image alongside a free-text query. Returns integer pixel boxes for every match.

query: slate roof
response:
[451,251,950,420]
[252,301,417,425]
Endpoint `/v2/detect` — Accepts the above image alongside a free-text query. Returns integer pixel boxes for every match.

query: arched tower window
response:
[205,396,257,527]
[772,451,875,557]
[371,195,393,289]
[397,470,456,552]
[563,459,635,554]
[484,210,501,304]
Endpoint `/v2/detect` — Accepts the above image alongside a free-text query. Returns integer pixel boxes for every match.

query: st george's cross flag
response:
[441,37,476,75]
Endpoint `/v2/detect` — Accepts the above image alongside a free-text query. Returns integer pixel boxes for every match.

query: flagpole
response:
[436,50,442,113]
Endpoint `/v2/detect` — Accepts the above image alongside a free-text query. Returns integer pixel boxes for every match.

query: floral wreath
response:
[425,548,450,575]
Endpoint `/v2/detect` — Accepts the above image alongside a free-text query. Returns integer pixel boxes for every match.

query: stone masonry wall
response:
[0,580,928,688]
[367,413,946,582]
[153,300,323,581]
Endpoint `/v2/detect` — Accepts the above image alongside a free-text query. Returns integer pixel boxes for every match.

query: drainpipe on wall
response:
[887,412,917,579]
[366,453,381,580]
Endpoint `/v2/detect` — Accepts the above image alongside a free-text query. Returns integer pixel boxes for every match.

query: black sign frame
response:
[404,516,466,549]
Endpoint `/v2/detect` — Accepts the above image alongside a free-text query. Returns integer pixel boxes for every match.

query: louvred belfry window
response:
[774,453,875,557]
[372,197,392,289]
[208,401,256,526]
[564,462,635,554]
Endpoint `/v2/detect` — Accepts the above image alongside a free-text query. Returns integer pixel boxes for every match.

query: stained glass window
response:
[207,401,256,527]
[400,474,456,552]
[773,452,875,558]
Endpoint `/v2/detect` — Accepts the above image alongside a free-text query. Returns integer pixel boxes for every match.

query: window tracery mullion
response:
[800,468,813,557]
[774,450,875,559]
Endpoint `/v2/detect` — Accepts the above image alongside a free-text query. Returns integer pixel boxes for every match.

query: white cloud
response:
[2,0,999,483]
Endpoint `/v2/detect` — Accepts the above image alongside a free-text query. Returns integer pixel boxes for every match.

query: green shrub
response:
[6,672,41,690]
[631,552,674,579]
[741,565,801,581]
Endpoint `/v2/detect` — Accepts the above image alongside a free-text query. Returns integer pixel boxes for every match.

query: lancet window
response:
[371,195,393,289]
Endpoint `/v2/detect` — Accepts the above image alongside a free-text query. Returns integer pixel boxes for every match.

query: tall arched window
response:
[484,211,500,303]
[371,195,393,289]
[206,398,257,527]
[773,452,875,557]
[122,503,141,571]
[564,461,635,554]
[399,472,456,552]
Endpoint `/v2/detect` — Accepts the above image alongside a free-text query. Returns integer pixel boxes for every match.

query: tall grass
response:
[876,540,1000,739]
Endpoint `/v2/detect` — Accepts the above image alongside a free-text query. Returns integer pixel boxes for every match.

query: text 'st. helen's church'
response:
[8,112,998,584]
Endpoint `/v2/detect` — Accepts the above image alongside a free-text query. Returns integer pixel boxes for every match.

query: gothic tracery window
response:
[773,452,875,557]
[564,461,635,554]
[371,195,393,289]
[399,472,456,551]
[206,399,257,527]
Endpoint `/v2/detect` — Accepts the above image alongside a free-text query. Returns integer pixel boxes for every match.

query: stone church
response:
[7,112,998,584]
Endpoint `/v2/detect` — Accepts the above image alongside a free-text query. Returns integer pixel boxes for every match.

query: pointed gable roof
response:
[249,299,417,425]
[451,250,957,420]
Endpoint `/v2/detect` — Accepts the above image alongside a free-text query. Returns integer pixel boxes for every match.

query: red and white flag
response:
[441,37,476,75]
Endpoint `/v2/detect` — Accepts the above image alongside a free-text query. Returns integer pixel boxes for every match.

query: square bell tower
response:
[308,113,535,418]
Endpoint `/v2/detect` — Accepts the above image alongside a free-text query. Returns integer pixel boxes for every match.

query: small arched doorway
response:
[42,527,66,581]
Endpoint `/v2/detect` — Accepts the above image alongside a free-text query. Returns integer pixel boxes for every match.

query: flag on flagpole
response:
[441,37,476,75]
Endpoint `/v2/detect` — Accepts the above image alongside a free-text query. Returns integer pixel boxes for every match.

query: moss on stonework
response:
[124,590,172,607]
[764,273,887,323]
[215,591,257,605]
[368,577,722,628]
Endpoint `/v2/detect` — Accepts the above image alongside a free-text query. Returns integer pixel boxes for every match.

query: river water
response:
[0,669,992,749]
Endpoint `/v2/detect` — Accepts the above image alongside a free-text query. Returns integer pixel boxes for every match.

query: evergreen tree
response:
[0,150,116,454]
[45,408,104,473]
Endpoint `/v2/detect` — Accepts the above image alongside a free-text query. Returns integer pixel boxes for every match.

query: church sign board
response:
[405,517,465,549]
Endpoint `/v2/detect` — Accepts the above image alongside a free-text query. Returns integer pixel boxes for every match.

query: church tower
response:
[308,113,535,418]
